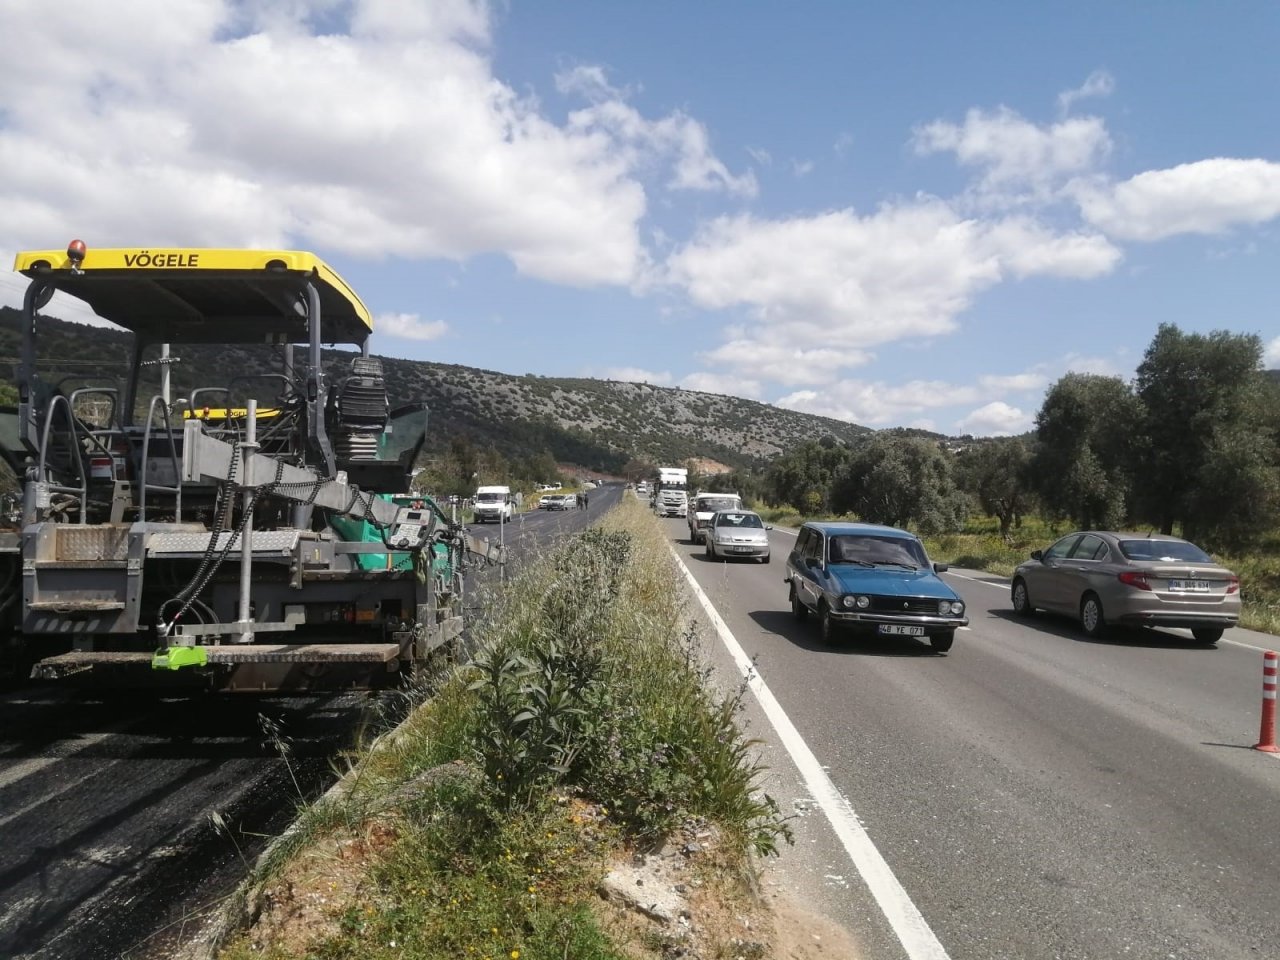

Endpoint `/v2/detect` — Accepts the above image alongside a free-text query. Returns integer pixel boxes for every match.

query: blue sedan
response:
[784,521,967,652]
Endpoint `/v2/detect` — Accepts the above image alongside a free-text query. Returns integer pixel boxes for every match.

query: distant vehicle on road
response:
[688,492,743,544]
[541,494,574,511]
[1010,531,1240,644]
[705,510,770,563]
[472,485,514,523]
[654,467,688,517]
[785,522,966,652]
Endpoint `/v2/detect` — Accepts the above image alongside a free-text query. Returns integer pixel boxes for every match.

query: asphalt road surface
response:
[663,514,1279,960]
[0,485,619,960]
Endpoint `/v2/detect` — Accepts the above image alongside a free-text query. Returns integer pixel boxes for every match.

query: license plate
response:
[1168,580,1211,592]
[878,624,924,636]
[730,545,752,553]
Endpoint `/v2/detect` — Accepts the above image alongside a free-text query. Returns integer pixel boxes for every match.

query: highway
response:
[663,513,1280,960]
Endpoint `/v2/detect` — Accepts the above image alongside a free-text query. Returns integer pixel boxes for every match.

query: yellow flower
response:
[527,885,536,893]
[490,928,498,936]
[511,951,521,959]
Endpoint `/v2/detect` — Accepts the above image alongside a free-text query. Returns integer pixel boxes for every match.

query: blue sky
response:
[2,0,1279,435]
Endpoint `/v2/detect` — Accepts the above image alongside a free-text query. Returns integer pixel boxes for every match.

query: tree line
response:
[751,325,1280,550]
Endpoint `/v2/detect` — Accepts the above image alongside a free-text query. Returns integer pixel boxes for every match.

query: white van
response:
[688,492,743,543]
[472,485,514,523]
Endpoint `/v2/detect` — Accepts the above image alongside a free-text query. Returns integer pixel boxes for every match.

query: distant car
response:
[705,510,771,563]
[786,522,966,652]
[1010,531,1240,643]
[542,494,574,511]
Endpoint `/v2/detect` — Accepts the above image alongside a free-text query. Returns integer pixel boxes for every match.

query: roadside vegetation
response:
[216,495,791,960]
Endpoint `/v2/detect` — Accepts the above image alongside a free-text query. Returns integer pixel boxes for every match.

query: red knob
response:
[67,239,86,263]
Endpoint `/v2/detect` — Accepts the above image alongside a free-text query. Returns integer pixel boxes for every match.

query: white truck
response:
[654,467,689,518]
[472,484,515,523]
[687,491,744,543]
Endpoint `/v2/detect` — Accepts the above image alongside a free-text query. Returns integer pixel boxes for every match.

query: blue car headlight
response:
[939,600,964,616]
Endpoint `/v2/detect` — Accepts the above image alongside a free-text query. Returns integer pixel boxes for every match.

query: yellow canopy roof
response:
[13,247,373,345]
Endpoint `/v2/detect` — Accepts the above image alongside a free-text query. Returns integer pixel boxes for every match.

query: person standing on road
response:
[584,493,590,510]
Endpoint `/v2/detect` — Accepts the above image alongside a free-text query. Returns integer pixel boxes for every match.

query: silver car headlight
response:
[941,600,964,616]
[841,595,856,609]
[855,595,869,609]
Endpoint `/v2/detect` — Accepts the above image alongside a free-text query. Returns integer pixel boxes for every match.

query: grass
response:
[217,495,790,959]
[751,506,1280,637]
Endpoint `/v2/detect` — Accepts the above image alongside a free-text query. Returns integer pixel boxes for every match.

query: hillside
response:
[0,307,871,472]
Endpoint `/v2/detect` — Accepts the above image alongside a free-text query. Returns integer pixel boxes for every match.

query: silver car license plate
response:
[1168,580,1211,592]
[878,624,924,636]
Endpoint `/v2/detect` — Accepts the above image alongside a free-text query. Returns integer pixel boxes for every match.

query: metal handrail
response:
[140,396,183,523]
[36,394,89,524]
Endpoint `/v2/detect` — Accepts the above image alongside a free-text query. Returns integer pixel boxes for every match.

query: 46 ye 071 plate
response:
[878,624,924,636]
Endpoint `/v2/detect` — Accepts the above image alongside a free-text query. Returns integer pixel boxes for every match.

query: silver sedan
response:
[705,510,771,563]
[1010,531,1240,643]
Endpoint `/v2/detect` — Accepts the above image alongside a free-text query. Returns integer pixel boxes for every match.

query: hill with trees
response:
[0,306,872,488]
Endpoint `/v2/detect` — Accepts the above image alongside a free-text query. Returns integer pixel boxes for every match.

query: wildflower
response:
[511,951,521,959]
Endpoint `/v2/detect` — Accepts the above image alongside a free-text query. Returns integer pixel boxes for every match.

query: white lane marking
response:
[1217,637,1276,654]
[671,545,953,960]
[946,572,1009,590]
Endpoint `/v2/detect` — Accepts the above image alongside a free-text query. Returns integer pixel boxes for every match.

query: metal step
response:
[146,530,305,558]
[27,600,127,612]
[205,643,399,663]
[33,643,400,672]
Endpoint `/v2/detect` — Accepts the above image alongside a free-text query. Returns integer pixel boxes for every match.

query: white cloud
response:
[792,159,815,177]
[0,0,749,290]
[775,378,983,427]
[679,372,763,398]
[700,340,871,387]
[1058,70,1115,115]
[1263,336,1280,368]
[913,106,1111,206]
[1058,351,1127,378]
[978,372,1049,392]
[603,366,672,385]
[665,201,1118,387]
[566,100,758,198]
[375,311,448,341]
[956,401,1033,436]
[1076,158,1280,241]
[834,133,854,158]
[746,146,772,167]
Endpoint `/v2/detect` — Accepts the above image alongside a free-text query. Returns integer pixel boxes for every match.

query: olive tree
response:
[1031,373,1140,529]
[1134,324,1278,546]
[763,438,851,513]
[829,434,967,534]
[954,437,1035,537]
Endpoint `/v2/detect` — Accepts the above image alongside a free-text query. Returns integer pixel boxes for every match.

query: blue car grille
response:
[866,596,943,614]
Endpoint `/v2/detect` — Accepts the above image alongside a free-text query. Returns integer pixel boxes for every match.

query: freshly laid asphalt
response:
[0,489,616,960]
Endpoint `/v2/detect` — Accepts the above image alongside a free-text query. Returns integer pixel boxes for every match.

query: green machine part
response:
[329,493,459,583]
[329,493,416,572]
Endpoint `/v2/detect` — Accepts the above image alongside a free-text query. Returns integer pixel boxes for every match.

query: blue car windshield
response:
[830,535,928,568]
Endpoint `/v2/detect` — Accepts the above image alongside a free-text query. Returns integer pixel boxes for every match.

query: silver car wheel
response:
[1012,579,1033,616]
[1080,593,1106,639]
